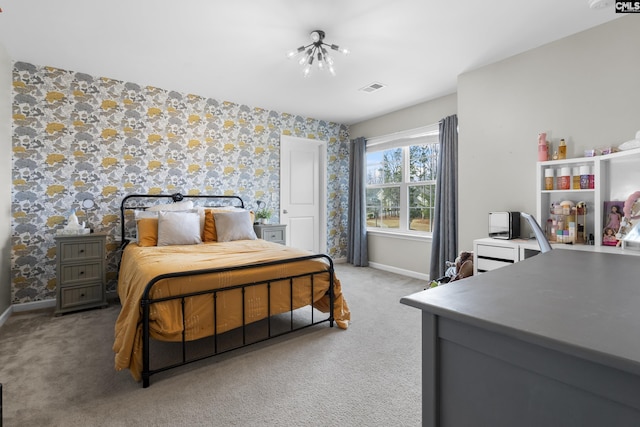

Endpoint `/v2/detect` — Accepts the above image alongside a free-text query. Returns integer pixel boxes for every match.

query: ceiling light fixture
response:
[287,30,349,77]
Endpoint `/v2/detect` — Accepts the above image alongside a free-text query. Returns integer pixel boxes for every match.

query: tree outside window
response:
[366,142,438,233]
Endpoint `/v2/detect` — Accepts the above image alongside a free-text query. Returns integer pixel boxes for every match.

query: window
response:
[365,125,439,234]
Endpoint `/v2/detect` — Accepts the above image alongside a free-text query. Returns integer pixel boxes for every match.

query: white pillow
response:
[197,205,245,236]
[134,209,158,220]
[213,210,257,242]
[148,200,194,212]
[157,211,202,246]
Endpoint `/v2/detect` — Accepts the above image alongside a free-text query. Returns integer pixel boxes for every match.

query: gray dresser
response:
[54,233,108,315]
[401,250,640,426]
[253,224,286,245]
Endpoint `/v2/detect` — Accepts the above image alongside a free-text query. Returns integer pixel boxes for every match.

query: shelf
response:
[549,242,640,256]
[596,146,640,161]
[537,158,595,167]
[536,147,640,167]
[541,189,594,194]
[536,148,640,249]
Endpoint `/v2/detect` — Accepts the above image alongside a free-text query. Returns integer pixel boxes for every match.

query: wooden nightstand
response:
[253,224,287,245]
[54,233,108,315]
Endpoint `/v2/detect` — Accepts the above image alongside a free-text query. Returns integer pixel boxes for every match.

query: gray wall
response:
[350,94,457,278]
[350,15,640,279]
[349,93,457,139]
[0,40,11,315]
[458,15,640,250]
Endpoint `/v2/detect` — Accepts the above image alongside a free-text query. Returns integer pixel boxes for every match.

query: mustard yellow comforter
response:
[113,240,350,381]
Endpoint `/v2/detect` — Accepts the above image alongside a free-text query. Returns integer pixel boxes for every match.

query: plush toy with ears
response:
[450,251,474,282]
[616,190,640,242]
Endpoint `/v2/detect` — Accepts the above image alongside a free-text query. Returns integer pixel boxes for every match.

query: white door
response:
[280,135,326,253]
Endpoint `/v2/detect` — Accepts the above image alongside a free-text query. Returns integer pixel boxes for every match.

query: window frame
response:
[365,124,440,237]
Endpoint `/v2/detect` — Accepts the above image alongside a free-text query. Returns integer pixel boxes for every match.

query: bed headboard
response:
[119,193,245,244]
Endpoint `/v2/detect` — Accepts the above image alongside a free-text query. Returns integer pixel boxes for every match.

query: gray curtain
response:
[429,115,458,280]
[347,137,368,266]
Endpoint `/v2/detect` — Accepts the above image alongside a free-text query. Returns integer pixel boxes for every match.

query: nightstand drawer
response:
[253,224,287,245]
[59,283,104,309]
[59,241,103,261]
[59,262,103,285]
[265,229,284,242]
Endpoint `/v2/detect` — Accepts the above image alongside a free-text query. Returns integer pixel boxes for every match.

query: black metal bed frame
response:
[119,193,335,388]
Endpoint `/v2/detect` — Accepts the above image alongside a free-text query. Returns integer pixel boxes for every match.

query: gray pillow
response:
[213,210,257,242]
[157,211,202,246]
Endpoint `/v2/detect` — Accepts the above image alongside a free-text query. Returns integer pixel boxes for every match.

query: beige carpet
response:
[0,264,426,427]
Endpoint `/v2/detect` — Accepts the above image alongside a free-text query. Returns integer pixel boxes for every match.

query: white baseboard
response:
[0,305,12,329]
[0,299,57,329]
[368,261,430,281]
[12,298,56,313]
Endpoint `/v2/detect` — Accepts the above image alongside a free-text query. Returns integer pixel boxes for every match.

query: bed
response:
[112,193,350,387]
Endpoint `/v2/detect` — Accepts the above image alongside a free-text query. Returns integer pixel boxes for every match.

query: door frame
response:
[280,134,327,253]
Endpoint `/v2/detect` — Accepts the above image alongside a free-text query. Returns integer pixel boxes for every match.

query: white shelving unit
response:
[536,147,640,250]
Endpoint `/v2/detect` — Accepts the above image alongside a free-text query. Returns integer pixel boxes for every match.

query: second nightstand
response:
[253,224,287,245]
[55,233,108,315]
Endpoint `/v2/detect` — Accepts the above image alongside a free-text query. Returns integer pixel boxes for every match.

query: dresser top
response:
[401,249,640,375]
[55,232,107,240]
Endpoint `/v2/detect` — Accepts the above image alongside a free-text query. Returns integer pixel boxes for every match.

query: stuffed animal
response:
[616,190,640,243]
[450,251,474,282]
[426,250,474,289]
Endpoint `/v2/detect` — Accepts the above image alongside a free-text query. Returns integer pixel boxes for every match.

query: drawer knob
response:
[79,271,84,275]
[79,249,85,254]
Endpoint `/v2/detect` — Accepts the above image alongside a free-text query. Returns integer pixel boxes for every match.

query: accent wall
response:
[11,61,349,304]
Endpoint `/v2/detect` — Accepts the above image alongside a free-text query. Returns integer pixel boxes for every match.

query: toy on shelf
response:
[547,200,586,244]
[616,191,640,248]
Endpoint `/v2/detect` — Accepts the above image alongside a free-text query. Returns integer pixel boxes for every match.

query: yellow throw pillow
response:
[137,218,159,246]
[203,210,217,242]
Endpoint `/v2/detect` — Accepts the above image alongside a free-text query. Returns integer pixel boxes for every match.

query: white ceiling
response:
[0,0,622,125]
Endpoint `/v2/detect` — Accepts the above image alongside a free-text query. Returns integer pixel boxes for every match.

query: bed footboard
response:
[140,254,335,388]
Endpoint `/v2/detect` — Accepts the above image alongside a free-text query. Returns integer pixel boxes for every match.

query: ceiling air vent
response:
[359,82,386,93]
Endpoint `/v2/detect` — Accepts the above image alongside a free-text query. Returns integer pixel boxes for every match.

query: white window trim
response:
[367,228,433,242]
[366,123,439,151]
[365,123,439,237]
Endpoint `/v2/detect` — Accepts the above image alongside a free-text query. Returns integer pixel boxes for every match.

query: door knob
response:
[283,209,288,214]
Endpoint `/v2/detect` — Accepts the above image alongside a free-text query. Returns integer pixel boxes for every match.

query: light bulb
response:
[303,64,312,77]
[330,44,349,55]
[286,46,305,58]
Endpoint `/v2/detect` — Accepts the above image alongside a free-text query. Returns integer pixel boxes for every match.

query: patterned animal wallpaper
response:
[11,61,350,304]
